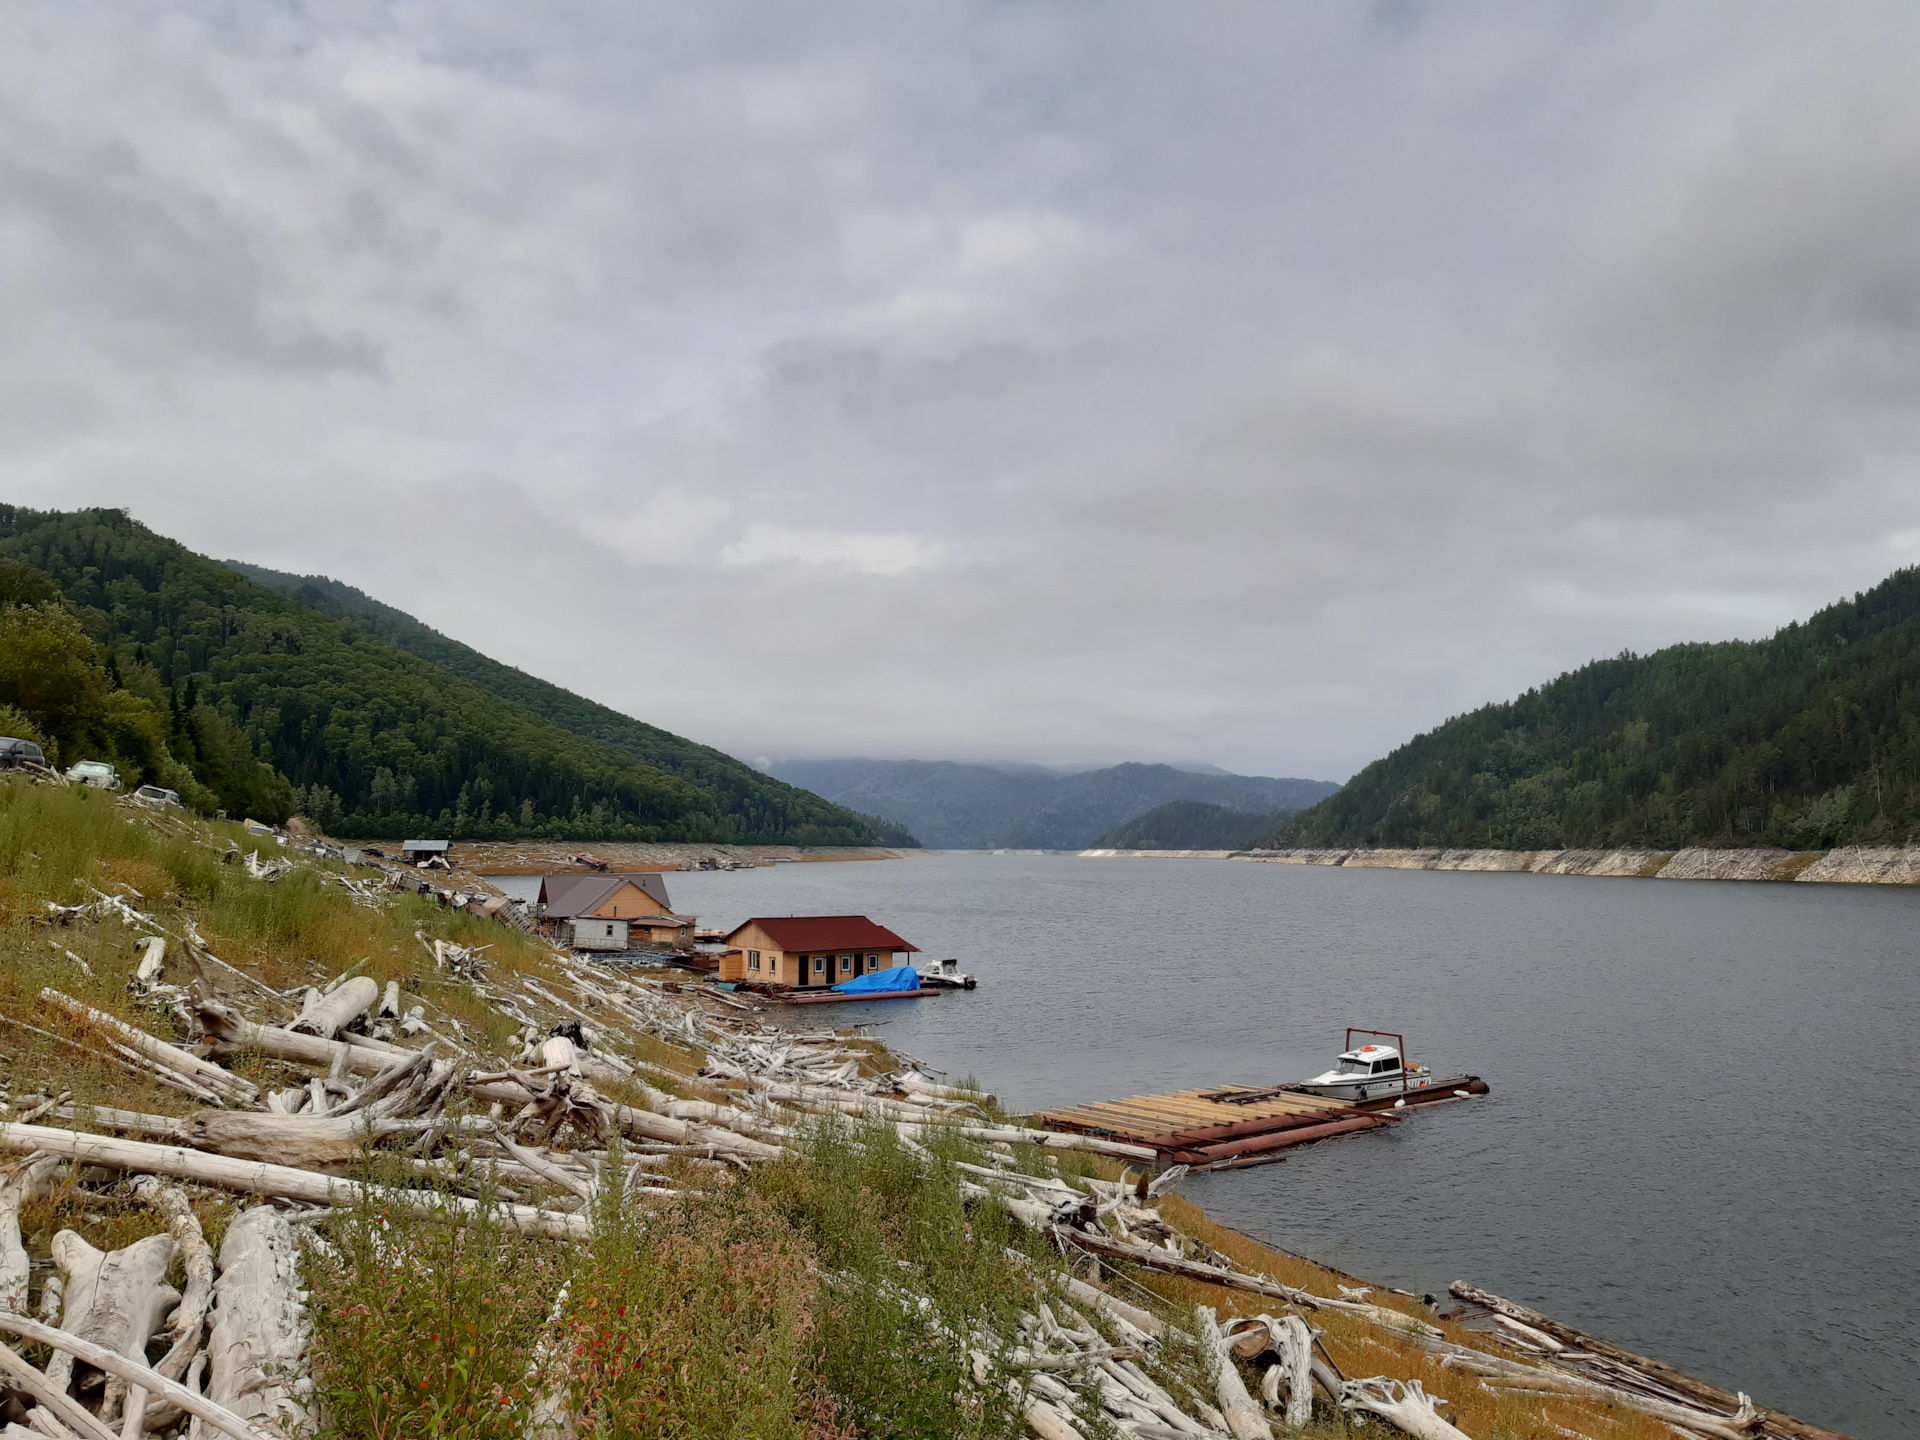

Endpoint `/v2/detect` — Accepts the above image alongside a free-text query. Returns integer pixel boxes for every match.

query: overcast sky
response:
[5,3,1920,781]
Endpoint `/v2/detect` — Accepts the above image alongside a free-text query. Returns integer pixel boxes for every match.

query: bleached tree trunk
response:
[0,1339,119,1440]
[1337,1378,1470,1440]
[1,1156,61,1313]
[0,1316,266,1440]
[0,1123,592,1240]
[43,1232,179,1424]
[184,1112,404,1170]
[1196,1307,1272,1440]
[39,992,256,1106]
[287,977,378,1040]
[129,1179,213,1382]
[203,1210,312,1440]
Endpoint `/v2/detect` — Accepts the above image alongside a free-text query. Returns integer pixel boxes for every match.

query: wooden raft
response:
[1036,1085,1392,1169]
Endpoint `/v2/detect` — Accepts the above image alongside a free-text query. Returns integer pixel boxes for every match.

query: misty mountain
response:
[770,758,1339,849]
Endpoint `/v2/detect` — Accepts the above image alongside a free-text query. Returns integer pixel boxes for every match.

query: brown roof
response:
[539,873,672,918]
[725,916,919,954]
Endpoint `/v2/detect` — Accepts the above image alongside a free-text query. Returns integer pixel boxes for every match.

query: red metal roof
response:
[725,915,919,954]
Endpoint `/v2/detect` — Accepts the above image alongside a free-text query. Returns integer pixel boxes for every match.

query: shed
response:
[403,840,451,861]
[570,917,629,952]
[719,916,918,988]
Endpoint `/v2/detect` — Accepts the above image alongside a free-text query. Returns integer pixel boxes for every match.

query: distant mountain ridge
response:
[771,757,1339,849]
[1262,564,1920,851]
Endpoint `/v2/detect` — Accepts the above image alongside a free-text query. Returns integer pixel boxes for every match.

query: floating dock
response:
[774,986,944,1006]
[1035,1076,1487,1170]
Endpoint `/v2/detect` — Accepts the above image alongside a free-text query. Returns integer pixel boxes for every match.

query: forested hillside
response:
[1091,800,1298,850]
[228,562,913,847]
[0,507,897,844]
[1266,567,1920,850]
[775,757,1338,848]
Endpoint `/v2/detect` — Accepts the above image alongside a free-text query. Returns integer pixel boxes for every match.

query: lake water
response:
[668,853,1918,1438]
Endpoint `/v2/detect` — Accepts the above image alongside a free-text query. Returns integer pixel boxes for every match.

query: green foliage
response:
[230,562,917,847]
[558,1163,823,1440]
[1092,799,1298,850]
[0,507,890,842]
[1269,566,1920,850]
[306,1173,567,1440]
[745,1118,1052,1440]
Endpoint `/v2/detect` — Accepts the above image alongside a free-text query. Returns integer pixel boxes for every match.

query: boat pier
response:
[1035,1075,1487,1170]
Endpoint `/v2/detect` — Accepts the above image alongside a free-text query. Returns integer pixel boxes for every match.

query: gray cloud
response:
[5,2,1920,780]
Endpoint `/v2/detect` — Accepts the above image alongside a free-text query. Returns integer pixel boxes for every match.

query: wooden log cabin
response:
[719,916,919,989]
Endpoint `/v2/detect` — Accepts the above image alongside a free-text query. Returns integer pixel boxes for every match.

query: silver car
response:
[132,784,184,809]
[67,759,122,791]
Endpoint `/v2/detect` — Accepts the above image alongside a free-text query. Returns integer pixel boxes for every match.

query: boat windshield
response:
[1335,1058,1371,1075]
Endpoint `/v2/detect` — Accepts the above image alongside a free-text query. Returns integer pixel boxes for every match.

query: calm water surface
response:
[670,854,1919,1438]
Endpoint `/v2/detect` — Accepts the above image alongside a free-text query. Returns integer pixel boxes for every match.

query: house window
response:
[813,956,824,975]
[866,953,879,971]
[748,950,760,972]
[840,955,852,973]
[769,958,778,977]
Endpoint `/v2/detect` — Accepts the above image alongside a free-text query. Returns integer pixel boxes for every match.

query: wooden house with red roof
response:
[718,916,919,988]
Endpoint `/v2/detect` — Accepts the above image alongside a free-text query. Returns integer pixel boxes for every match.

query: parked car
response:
[67,759,122,791]
[0,736,47,769]
[131,784,183,809]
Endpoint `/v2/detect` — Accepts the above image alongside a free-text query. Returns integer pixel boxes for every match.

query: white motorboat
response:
[917,957,978,990]
[1293,1034,1439,1103]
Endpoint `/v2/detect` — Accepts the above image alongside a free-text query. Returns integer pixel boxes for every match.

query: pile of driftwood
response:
[2,842,1803,1440]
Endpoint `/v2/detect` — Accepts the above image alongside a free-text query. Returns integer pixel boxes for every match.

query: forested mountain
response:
[1091,800,1299,850]
[1265,566,1920,851]
[227,562,912,847]
[772,757,1339,849]
[0,507,898,844]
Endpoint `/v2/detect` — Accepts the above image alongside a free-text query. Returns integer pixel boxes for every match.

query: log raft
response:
[1035,1077,1489,1169]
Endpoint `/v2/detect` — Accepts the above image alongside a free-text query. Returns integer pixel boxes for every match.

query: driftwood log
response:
[1338,1377,1470,1440]
[43,1232,178,1422]
[204,1210,311,1438]
[0,1124,590,1241]
[183,1112,407,1170]
[1196,1307,1272,1440]
[39,993,256,1107]
[129,1180,213,1384]
[0,1157,60,1314]
[0,1315,269,1440]
[0,1340,119,1440]
[288,978,378,1040]
[1446,1281,1792,1435]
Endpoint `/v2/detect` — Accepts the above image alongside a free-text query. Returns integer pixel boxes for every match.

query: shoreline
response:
[1077,843,1920,884]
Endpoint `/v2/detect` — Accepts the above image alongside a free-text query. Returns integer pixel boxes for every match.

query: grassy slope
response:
[1267,565,1920,851]
[227,561,916,848]
[0,506,886,845]
[0,774,1684,1440]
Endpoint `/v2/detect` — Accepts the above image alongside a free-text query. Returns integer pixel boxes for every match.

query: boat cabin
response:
[1332,1045,1403,1077]
[719,915,919,988]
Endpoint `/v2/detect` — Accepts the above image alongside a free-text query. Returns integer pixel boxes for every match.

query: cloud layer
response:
[5,2,1919,779]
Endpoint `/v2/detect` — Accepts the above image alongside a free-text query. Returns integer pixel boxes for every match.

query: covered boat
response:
[830,964,923,995]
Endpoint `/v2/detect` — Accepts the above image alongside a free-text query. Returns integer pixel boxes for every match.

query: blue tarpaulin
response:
[830,964,922,995]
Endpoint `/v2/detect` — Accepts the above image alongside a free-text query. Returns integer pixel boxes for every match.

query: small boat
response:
[916,957,977,990]
[1291,1029,1442,1104]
